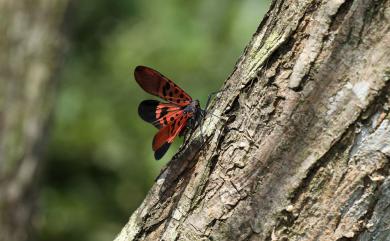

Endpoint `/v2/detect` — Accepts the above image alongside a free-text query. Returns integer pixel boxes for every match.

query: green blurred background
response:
[37,1,270,240]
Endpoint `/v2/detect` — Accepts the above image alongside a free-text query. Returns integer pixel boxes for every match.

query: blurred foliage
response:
[37,0,270,241]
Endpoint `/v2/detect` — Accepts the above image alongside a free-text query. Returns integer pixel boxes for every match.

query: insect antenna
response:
[197,88,230,144]
[205,90,224,111]
[204,89,230,120]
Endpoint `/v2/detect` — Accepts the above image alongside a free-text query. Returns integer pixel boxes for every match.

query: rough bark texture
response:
[0,1,68,241]
[116,0,390,240]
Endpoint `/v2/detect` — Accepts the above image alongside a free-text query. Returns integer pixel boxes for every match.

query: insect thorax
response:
[184,100,201,115]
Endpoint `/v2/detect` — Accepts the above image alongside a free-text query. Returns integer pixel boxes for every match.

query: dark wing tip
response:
[138,100,160,127]
[134,66,147,81]
[134,66,162,96]
[134,65,147,73]
[154,142,171,160]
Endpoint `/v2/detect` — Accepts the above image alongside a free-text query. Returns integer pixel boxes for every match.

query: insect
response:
[135,66,205,160]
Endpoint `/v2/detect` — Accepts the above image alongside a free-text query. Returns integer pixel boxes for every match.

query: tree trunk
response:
[0,1,68,241]
[115,0,390,240]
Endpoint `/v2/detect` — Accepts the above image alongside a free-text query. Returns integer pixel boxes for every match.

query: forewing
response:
[152,112,191,160]
[134,66,192,106]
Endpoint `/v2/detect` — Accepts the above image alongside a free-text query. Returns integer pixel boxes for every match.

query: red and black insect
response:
[135,66,205,160]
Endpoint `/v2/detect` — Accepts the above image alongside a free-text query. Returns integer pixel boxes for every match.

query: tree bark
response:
[0,1,68,241]
[115,0,390,240]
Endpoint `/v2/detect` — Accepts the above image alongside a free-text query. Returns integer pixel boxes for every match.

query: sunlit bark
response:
[115,0,390,240]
